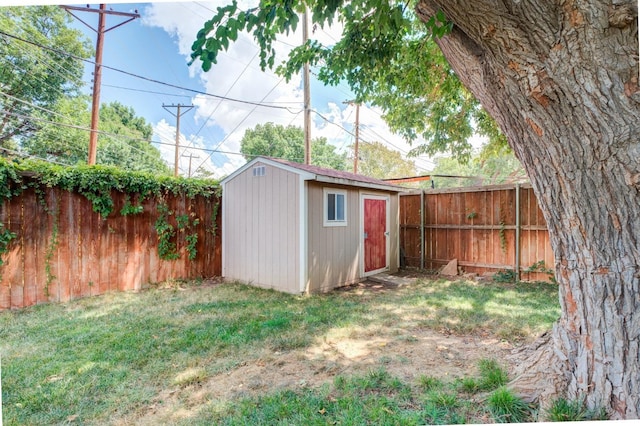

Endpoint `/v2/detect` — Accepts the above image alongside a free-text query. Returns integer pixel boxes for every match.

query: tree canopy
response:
[355,141,417,179]
[428,152,526,188]
[190,1,505,162]
[240,122,347,170]
[0,7,169,175]
[23,100,170,174]
[0,6,92,144]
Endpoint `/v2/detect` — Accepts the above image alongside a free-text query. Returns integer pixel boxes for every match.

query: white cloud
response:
[153,118,244,178]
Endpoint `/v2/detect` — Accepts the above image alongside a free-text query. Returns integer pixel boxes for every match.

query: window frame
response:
[323,188,347,227]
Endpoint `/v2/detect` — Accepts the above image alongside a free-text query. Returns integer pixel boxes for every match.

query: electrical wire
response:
[0,108,173,169]
[0,30,303,114]
[0,145,72,166]
[191,77,288,175]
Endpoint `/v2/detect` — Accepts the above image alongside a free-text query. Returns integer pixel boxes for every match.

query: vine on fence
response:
[120,195,144,216]
[0,157,221,269]
[44,214,60,297]
[499,221,507,253]
[524,260,557,284]
[155,203,179,260]
[209,196,220,238]
[0,223,16,268]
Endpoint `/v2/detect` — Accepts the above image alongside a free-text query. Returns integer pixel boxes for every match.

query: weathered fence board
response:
[400,184,554,281]
[0,187,221,310]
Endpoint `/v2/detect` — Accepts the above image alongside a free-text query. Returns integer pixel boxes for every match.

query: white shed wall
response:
[223,161,301,293]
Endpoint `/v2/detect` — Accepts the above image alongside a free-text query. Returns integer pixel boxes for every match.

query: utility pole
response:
[163,103,194,177]
[61,4,140,165]
[182,153,199,177]
[302,7,311,165]
[344,101,360,173]
[353,103,360,174]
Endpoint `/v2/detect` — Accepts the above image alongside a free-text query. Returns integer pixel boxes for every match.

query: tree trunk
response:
[416,0,640,419]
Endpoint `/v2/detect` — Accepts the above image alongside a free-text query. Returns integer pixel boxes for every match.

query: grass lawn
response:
[0,276,561,425]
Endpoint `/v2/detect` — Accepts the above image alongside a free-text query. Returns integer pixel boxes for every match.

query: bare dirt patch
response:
[127,279,516,425]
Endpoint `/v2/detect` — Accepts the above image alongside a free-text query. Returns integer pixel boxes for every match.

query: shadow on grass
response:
[0,278,559,425]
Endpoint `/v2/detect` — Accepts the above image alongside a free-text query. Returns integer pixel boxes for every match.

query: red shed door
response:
[363,196,388,274]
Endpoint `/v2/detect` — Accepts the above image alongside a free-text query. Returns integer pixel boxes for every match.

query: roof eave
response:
[313,175,405,192]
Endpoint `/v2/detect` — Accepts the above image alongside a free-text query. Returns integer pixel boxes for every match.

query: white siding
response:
[306,183,360,292]
[223,161,300,293]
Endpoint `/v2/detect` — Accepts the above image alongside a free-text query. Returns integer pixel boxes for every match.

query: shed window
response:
[253,166,266,177]
[323,189,347,227]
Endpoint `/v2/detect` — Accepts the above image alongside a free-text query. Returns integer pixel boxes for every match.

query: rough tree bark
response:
[415,0,640,419]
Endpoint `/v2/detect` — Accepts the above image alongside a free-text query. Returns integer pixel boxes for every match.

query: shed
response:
[221,156,404,293]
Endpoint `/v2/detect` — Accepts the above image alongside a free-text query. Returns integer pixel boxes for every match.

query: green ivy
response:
[44,213,59,297]
[524,260,557,284]
[0,158,221,267]
[0,223,16,268]
[0,157,25,202]
[155,203,180,261]
[120,195,144,216]
[15,159,219,217]
[209,196,220,238]
[177,213,201,261]
[185,233,199,261]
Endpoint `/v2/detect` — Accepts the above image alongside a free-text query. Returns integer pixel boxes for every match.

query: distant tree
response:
[23,99,170,174]
[429,152,525,188]
[96,102,170,174]
[22,96,90,164]
[355,141,416,179]
[240,122,347,170]
[0,6,92,145]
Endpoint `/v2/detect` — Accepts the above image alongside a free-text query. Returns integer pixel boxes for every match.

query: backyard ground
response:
[1,273,561,425]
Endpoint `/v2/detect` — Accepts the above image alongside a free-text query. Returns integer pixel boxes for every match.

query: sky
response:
[2,0,442,178]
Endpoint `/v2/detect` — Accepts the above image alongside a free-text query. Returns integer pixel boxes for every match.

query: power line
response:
[191,77,288,175]
[101,83,192,99]
[0,109,171,170]
[0,108,305,172]
[0,30,302,114]
[0,145,71,167]
[162,103,194,176]
[60,4,141,165]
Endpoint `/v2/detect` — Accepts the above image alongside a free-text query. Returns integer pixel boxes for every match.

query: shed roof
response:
[222,156,405,192]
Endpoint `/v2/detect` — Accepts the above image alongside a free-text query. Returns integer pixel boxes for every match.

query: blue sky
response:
[4,0,438,177]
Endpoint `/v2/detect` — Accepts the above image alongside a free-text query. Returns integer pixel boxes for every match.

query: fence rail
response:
[400,183,554,281]
[0,187,221,310]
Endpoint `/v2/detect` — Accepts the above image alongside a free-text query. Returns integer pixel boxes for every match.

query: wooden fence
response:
[400,183,554,281]
[0,186,221,310]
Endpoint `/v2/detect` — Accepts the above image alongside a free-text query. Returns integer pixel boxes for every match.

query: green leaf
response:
[228,26,238,41]
[215,26,227,38]
[205,38,221,52]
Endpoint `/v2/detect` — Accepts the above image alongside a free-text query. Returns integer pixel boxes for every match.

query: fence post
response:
[420,189,425,270]
[515,183,521,281]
